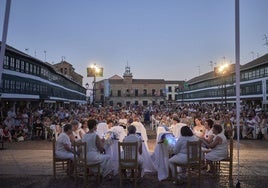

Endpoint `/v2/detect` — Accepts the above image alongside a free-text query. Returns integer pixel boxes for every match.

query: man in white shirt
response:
[245,115,259,139]
[123,125,144,178]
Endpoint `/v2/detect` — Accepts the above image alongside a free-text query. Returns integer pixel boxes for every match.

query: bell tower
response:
[123,64,133,84]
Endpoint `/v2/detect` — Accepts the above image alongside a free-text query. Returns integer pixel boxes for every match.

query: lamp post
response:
[214,63,230,106]
[87,63,103,106]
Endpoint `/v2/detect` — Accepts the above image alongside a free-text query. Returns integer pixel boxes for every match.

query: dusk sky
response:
[1,0,268,86]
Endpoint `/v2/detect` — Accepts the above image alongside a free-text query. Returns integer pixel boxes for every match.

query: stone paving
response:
[0,138,268,188]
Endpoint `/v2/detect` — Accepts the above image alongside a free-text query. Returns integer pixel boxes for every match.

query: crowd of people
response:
[1,102,268,182]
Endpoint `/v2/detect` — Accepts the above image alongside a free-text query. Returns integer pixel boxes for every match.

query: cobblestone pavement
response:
[0,138,268,188]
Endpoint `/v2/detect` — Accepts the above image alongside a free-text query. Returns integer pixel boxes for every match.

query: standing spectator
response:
[245,114,258,139]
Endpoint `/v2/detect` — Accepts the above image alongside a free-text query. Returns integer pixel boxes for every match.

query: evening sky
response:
[0,0,268,86]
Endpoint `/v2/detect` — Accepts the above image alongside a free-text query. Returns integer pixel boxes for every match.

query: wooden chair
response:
[73,141,101,187]
[118,141,139,188]
[214,136,233,181]
[52,139,71,178]
[173,140,202,187]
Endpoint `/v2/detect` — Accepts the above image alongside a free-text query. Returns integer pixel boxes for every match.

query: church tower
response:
[123,64,133,84]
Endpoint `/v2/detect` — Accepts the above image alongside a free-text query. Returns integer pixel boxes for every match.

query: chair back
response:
[228,136,233,177]
[229,136,233,159]
[118,142,138,167]
[53,139,56,159]
[73,141,87,167]
[187,140,201,164]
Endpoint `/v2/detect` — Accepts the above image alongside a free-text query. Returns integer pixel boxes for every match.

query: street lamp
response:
[87,64,103,106]
[214,63,230,106]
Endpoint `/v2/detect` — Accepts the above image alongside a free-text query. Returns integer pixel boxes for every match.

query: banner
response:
[87,67,103,77]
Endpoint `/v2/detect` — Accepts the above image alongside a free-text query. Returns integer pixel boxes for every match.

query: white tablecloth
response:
[104,140,119,175]
[105,141,156,176]
[156,127,168,143]
[151,133,171,181]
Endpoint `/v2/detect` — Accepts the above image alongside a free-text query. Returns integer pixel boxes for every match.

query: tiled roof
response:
[109,75,123,80]
[241,53,268,70]
[165,80,183,84]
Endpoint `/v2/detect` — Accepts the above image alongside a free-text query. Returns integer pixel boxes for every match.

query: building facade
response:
[52,61,83,85]
[94,66,182,106]
[0,43,86,116]
[165,80,184,102]
[178,53,268,108]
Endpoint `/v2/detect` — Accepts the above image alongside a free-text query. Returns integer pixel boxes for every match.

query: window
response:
[135,89,138,97]
[256,84,261,93]
[10,80,15,90]
[143,89,147,96]
[21,81,25,91]
[117,90,121,97]
[4,80,10,89]
[244,72,249,80]
[175,94,178,100]
[168,94,172,100]
[21,61,25,72]
[33,65,37,75]
[168,86,172,92]
[126,89,130,96]
[25,62,29,73]
[260,68,265,77]
[10,57,14,69]
[15,59,20,71]
[265,67,268,76]
[16,81,20,90]
[152,89,156,96]
[160,89,164,96]
[29,63,33,74]
[3,55,9,68]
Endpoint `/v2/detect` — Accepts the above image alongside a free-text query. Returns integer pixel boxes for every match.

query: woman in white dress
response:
[201,124,228,173]
[55,124,75,160]
[82,119,113,178]
[168,126,199,180]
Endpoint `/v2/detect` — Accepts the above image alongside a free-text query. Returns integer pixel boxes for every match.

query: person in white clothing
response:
[131,115,149,150]
[170,116,187,138]
[123,125,144,178]
[71,120,83,142]
[168,126,199,180]
[109,120,127,142]
[82,119,113,178]
[201,124,228,173]
[96,121,108,138]
[204,119,215,143]
[55,123,75,160]
[245,115,259,139]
